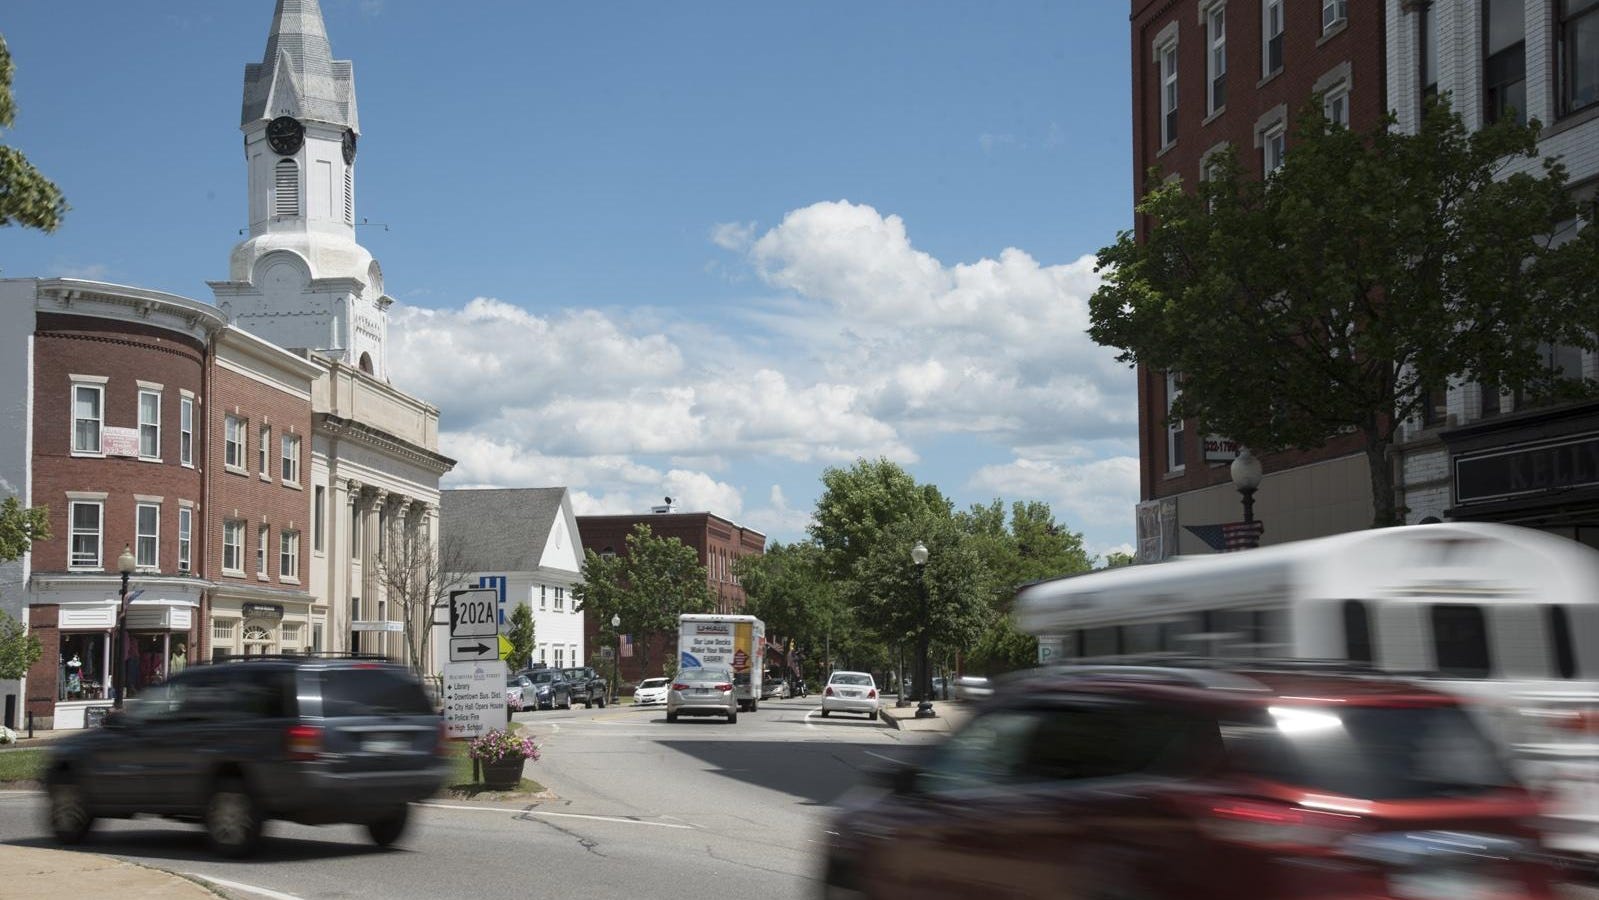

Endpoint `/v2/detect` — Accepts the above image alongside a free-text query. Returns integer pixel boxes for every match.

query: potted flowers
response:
[468,728,540,789]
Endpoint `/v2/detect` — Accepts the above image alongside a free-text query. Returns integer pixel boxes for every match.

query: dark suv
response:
[562,667,608,709]
[43,656,448,857]
[823,661,1558,899]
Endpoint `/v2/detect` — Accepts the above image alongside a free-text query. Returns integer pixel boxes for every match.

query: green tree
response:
[1103,550,1135,568]
[853,513,992,670]
[0,497,50,680]
[735,541,845,676]
[1089,97,1599,527]
[506,603,536,671]
[809,458,951,583]
[572,524,714,678]
[0,34,68,232]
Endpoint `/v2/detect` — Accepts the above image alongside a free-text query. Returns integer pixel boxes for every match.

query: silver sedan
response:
[665,667,738,724]
[820,671,880,720]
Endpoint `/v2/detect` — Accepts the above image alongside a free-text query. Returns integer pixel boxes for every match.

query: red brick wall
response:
[1128,0,1386,500]
[206,364,314,588]
[25,605,59,723]
[30,313,206,574]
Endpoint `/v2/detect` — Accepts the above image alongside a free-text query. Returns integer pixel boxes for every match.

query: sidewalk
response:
[880,700,973,733]
[0,845,222,897]
[1,728,78,751]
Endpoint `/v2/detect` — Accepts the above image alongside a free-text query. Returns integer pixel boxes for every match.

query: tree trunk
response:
[1364,436,1399,528]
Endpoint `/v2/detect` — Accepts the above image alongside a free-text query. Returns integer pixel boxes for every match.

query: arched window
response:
[274,159,300,217]
[358,351,374,374]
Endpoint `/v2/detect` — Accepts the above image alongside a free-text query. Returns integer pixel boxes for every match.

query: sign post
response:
[443,588,507,740]
[448,588,501,664]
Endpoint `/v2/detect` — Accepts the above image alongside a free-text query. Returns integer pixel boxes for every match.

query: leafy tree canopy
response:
[809,458,951,583]
[506,603,536,671]
[0,34,68,231]
[735,541,843,659]
[1089,96,1599,525]
[853,513,992,653]
[0,496,48,562]
[957,499,1094,613]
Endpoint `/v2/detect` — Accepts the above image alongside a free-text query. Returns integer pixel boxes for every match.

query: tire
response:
[46,777,94,845]
[727,709,738,724]
[205,777,264,858]
[585,697,593,709]
[666,711,678,723]
[366,805,410,848]
[560,692,571,710]
[820,709,830,718]
[869,710,879,721]
[752,698,759,712]
[598,695,607,709]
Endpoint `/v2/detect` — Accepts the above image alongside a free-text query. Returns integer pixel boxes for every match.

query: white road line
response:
[183,874,306,900]
[863,750,905,765]
[420,802,695,829]
[0,789,42,796]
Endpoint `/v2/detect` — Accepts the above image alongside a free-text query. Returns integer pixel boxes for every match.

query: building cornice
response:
[318,412,456,475]
[31,278,229,344]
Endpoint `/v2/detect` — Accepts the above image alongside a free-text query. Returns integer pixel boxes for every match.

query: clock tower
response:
[211,0,390,381]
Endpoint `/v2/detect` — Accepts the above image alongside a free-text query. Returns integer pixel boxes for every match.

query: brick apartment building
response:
[576,504,767,683]
[1130,0,1387,559]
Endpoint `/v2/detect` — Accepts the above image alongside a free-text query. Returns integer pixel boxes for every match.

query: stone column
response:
[389,495,412,661]
[364,488,386,657]
[344,480,363,652]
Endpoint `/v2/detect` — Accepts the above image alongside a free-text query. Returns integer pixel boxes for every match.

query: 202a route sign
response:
[449,588,498,638]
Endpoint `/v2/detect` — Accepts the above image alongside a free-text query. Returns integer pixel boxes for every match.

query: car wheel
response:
[599,695,607,708]
[46,777,94,845]
[727,709,738,724]
[585,698,593,709]
[561,692,572,710]
[366,804,410,848]
[820,709,830,718]
[205,777,264,858]
[666,711,678,723]
[869,710,879,721]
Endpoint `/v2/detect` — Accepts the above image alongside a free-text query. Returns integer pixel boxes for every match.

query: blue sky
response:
[4,1,1139,557]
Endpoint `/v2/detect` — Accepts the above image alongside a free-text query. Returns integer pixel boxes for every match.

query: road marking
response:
[183,874,306,900]
[0,789,42,796]
[420,802,695,829]
[863,750,905,765]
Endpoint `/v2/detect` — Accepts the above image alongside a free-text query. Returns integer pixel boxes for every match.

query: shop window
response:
[60,633,108,701]
[135,503,159,569]
[243,624,274,657]
[72,382,103,454]
[1432,604,1492,677]
[179,396,194,466]
[69,501,102,570]
[177,507,192,573]
[138,390,161,459]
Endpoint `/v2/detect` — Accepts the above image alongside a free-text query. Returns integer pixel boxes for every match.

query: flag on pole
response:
[620,634,633,658]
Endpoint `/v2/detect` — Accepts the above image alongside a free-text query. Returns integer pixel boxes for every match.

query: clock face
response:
[342,129,358,165]
[266,116,304,156]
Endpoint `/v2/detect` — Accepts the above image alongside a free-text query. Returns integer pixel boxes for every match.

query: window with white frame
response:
[1483,0,1527,125]
[136,503,159,569]
[282,623,301,646]
[281,433,300,483]
[538,645,547,664]
[225,415,245,469]
[540,585,547,610]
[568,644,578,666]
[178,507,192,573]
[555,587,564,611]
[1322,0,1346,33]
[280,530,300,579]
[258,425,270,476]
[1159,38,1179,146]
[1324,84,1349,127]
[180,396,194,466]
[69,501,102,569]
[72,383,103,454]
[1559,0,1599,116]
[1166,371,1185,472]
[257,524,270,577]
[1207,4,1227,114]
[554,646,565,669]
[213,619,236,642]
[223,520,245,574]
[138,390,161,459]
[1262,0,1284,76]
[1263,123,1287,173]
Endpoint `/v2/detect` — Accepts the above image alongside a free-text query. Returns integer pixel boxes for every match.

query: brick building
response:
[575,505,766,683]
[1129,0,1387,559]
[0,279,226,729]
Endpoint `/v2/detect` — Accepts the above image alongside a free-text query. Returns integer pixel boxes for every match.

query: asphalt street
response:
[0,697,940,900]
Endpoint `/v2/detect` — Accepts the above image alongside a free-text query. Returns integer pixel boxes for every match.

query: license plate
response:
[1390,869,1505,900]
[843,690,860,697]
[694,688,712,694]
[365,735,409,753]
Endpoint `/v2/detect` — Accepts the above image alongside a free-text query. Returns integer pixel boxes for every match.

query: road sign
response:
[450,636,500,663]
[449,588,498,638]
[442,660,507,739]
[498,634,514,659]
[599,646,614,660]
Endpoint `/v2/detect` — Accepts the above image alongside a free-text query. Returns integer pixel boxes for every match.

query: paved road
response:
[0,698,937,900]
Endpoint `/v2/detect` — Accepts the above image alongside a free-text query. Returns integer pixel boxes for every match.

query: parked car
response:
[43,656,448,857]
[822,660,1558,899]
[821,671,881,720]
[761,675,790,701]
[952,675,992,701]
[506,674,537,712]
[561,667,608,709]
[516,668,572,710]
[633,677,670,706]
[666,666,738,724]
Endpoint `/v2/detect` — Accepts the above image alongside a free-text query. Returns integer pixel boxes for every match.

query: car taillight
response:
[285,724,324,761]
[825,686,834,696]
[1199,799,1362,849]
[867,689,877,699]
[715,683,733,692]
[672,683,689,691]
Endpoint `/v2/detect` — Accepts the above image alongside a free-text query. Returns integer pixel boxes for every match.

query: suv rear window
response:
[1226,704,1515,800]
[316,668,433,718]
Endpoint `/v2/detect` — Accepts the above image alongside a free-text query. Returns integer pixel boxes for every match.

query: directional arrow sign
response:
[450,636,501,663]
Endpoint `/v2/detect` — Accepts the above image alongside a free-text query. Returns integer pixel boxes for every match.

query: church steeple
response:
[213,0,391,382]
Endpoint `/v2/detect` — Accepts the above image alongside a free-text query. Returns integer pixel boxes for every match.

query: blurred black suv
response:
[44,656,449,857]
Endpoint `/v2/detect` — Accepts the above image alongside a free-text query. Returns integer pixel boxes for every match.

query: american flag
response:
[1184,521,1265,552]
[620,634,633,658]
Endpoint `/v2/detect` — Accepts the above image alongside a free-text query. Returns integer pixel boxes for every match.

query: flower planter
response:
[480,758,524,789]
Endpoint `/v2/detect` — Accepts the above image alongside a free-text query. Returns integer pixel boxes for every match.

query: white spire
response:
[241,0,358,131]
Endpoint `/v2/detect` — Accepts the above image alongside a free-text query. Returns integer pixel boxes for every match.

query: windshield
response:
[830,673,873,687]
[1227,704,1517,800]
[639,679,668,689]
[531,671,555,684]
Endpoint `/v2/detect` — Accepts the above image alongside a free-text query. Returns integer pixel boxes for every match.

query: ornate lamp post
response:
[1231,447,1264,549]
[113,544,136,709]
[611,614,622,703]
[911,540,935,719]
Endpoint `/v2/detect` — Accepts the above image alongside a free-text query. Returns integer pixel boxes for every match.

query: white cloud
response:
[967,454,1139,535]
[710,221,756,252]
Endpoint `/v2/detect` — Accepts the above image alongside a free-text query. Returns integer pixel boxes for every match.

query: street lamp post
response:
[113,544,136,709]
[911,540,935,719]
[1231,447,1264,549]
[611,614,622,703]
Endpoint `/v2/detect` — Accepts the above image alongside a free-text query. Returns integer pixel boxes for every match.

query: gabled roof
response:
[442,488,569,573]
[242,0,359,130]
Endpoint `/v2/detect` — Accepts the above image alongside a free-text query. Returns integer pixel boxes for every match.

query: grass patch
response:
[0,749,45,783]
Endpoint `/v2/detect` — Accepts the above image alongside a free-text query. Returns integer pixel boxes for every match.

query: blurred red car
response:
[822,661,1559,899]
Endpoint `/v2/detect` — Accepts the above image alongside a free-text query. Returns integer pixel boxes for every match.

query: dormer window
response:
[274,159,300,217]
